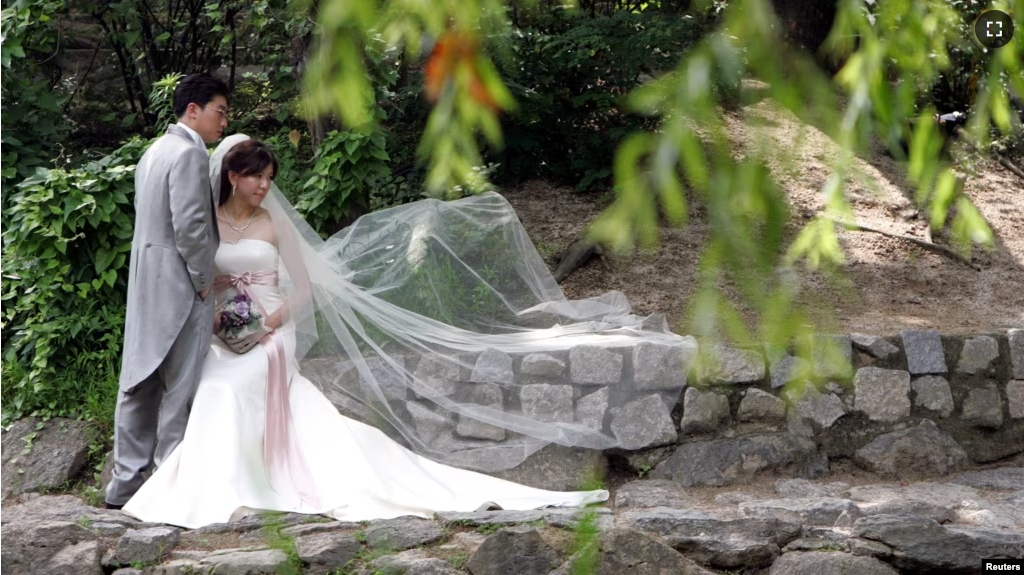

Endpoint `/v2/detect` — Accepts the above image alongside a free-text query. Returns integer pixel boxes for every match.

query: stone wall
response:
[644,329,1024,488]
[319,328,1024,490]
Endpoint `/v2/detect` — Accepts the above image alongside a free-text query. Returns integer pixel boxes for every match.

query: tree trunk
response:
[292,0,331,150]
[768,0,837,57]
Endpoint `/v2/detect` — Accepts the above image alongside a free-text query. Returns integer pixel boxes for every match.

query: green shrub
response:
[1,1,71,190]
[295,129,393,236]
[1,137,149,426]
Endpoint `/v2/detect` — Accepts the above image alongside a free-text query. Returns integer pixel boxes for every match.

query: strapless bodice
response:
[215,239,283,314]
[216,239,279,276]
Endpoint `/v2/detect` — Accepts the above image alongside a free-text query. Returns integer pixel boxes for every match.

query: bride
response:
[122,134,693,528]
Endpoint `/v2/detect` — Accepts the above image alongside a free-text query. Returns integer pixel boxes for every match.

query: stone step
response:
[2,467,1020,575]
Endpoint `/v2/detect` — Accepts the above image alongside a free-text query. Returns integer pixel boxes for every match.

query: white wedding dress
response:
[122,239,608,529]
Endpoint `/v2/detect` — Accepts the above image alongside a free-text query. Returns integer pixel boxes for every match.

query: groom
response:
[105,73,229,509]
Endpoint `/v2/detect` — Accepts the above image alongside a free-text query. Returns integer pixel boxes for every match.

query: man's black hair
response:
[172,73,230,119]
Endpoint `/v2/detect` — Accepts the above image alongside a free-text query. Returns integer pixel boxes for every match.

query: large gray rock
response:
[680,387,730,434]
[856,499,957,524]
[950,468,1024,490]
[279,522,361,538]
[413,357,461,397]
[774,478,850,499]
[457,383,506,441]
[609,394,678,450]
[569,346,623,385]
[372,549,462,575]
[0,494,139,527]
[437,508,614,531]
[620,508,802,568]
[632,342,690,390]
[901,330,947,374]
[854,419,969,479]
[853,367,911,422]
[294,531,360,575]
[794,535,852,553]
[957,336,1000,375]
[737,388,787,423]
[847,481,982,510]
[1,520,102,575]
[491,443,607,491]
[770,354,799,389]
[198,549,291,575]
[366,517,445,551]
[1009,381,1024,419]
[520,384,573,423]
[739,498,862,526]
[813,335,854,379]
[575,388,609,431]
[519,354,565,378]
[361,355,409,401]
[848,538,894,559]
[144,559,202,575]
[613,479,694,509]
[1,417,92,498]
[406,401,454,445]
[592,528,716,575]
[788,388,848,430]
[652,433,827,487]
[769,551,899,575]
[851,334,900,360]
[1009,329,1024,379]
[853,514,1024,572]
[467,525,559,575]
[962,381,1004,428]
[911,376,954,417]
[44,541,103,575]
[113,527,179,566]
[700,346,765,384]
[470,349,514,384]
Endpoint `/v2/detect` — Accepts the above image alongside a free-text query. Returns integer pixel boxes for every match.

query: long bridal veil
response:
[211,134,696,473]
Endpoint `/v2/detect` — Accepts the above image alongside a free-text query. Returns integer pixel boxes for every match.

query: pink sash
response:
[214,271,320,509]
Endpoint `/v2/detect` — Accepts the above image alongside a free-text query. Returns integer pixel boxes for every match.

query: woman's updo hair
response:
[219,139,279,206]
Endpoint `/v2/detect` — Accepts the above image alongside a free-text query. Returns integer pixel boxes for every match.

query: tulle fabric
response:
[209,134,696,473]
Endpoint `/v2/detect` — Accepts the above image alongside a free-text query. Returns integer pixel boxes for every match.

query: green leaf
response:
[344,137,362,156]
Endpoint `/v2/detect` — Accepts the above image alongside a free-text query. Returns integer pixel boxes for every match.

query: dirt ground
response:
[504,99,1024,336]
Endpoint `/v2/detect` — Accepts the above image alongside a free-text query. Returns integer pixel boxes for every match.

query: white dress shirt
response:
[176,122,206,149]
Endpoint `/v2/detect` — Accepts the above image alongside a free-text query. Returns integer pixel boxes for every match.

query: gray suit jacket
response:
[119,124,220,391]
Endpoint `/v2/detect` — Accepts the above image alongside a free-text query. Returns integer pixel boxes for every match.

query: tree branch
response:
[997,154,1024,181]
[830,218,980,271]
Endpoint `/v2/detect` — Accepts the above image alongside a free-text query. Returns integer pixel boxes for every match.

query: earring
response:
[231,184,236,197]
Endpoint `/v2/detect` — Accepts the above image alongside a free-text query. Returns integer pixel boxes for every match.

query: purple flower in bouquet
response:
[217,292,262,335]
[215,291,267,354]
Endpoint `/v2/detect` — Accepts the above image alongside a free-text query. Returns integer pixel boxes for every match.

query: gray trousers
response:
[106,294,214,506]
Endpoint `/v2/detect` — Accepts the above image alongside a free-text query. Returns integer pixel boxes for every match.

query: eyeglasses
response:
[202,105,231,120]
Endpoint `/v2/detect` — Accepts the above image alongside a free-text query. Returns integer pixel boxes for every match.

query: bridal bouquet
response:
[216,293,268,354]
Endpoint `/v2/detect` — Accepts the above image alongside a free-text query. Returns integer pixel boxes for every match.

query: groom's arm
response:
[168,146,214,295]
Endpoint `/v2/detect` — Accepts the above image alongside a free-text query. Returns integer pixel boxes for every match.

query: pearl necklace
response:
[221,205,258,240]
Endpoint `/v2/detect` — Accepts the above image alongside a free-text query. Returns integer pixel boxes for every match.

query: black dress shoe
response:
[104,502,124,510]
